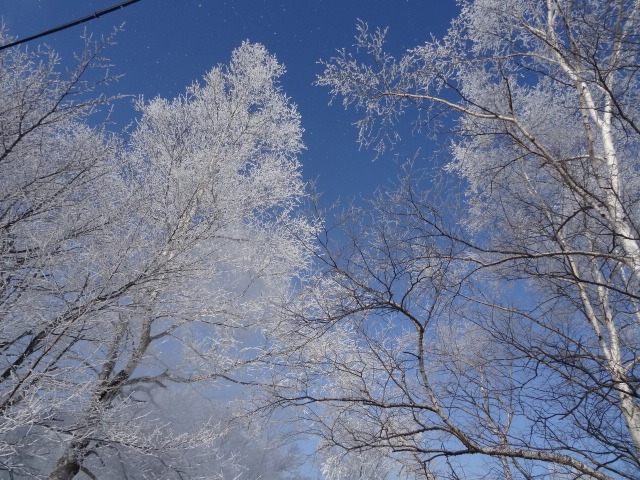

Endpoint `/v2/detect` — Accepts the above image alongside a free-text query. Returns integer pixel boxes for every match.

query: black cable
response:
[0,0,143,51]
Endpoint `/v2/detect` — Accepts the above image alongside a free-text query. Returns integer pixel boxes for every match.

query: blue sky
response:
[1,0,460,205]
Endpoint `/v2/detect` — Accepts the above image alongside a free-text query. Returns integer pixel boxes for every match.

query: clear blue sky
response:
[1,0,460,205]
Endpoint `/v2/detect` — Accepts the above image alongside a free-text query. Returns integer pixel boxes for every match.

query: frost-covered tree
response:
[0,30,125,475]
[0,31,312,479]
[318,440,420,480]
[267,1,640,479]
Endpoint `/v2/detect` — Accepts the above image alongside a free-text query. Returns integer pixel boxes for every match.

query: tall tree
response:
[0,30,125,475]
[267,1,640,479]
[0,31,312,479]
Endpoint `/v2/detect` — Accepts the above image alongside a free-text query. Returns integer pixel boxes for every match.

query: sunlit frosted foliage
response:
[0,33,312,479]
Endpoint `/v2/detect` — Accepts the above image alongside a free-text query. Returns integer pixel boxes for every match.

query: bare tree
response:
[266,1,640,479]
[0,31,312,479]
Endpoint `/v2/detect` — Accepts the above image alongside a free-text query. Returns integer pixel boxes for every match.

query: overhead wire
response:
[0,0,143,51]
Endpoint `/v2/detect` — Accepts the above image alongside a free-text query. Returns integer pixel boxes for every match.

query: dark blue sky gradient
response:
[1,0,460,204]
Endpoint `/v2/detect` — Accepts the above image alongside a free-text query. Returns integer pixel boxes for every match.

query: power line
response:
[0,0,143,51]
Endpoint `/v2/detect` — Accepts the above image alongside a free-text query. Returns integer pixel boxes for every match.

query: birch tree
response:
[0,32,312,479]
[267,1,640,478]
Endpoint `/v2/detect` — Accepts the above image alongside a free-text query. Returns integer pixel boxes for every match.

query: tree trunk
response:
[49,451,81,480]
[49,437,89,480]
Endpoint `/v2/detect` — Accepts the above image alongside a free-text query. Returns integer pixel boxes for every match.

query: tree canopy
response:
[266,0,640,478]
[0,32,312,479]
[2,0,640,478]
